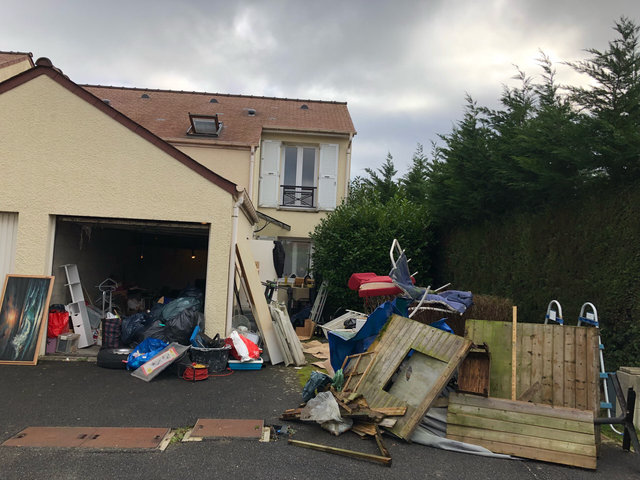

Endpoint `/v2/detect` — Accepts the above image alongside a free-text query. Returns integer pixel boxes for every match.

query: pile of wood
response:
[281,312,608,470]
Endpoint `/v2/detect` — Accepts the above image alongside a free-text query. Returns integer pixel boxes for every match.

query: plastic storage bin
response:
[190,346,231,373]
[56,333,80,353]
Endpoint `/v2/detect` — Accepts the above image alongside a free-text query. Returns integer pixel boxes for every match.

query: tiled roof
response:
[82,85,356,147]
[0,51,34,69]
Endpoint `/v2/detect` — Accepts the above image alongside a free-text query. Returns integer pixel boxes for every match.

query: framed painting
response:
[0,275,54,365]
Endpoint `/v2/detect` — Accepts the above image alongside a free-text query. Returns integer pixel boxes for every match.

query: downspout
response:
[345,134,353,198]
[226,191,245,335]
[248,145,256,201]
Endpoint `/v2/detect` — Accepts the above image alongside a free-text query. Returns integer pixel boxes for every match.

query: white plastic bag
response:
[228,330,251,362]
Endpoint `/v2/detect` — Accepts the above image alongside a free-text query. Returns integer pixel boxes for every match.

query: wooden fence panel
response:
[465,320,599,413]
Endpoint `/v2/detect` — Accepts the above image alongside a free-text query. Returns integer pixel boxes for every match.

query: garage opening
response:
[50,216,210,328]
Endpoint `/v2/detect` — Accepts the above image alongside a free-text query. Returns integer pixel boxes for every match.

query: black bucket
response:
[190,346,230,373]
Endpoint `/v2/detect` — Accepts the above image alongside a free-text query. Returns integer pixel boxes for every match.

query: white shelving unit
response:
[60,264,93,348]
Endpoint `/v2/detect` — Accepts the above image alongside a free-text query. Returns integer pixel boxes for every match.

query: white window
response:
[281,238,312,278]
[258,141,339,211]
[282,146,317,208]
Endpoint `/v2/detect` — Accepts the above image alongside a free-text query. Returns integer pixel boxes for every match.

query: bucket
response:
[190,346,231,373]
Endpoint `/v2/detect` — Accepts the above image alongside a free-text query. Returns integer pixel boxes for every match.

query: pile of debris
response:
[279,300,638,470]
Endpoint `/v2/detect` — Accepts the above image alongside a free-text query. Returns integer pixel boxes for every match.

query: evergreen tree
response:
[400,144,430,205]
[363,152,399,200]
[567,16,640,181]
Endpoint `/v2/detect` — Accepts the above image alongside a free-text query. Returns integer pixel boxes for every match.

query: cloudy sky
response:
[2,1,640,177]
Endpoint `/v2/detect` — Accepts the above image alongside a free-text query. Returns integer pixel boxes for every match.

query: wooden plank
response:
[574,327,587,410]
[448,402,595,435]
[511,306,517,400]
[371,406,407,416]
[446,424,596,456]
[530,324,543,404]
[288,439,392,466]
[586,328,599,413]
[235,242,284,364]
[449,393,596,426]
[447,435,596,470]
[541,324,554,404]
[518,322,533,400]
[564,327,576,408]
[552,325,565,406]
[447,411,596,444]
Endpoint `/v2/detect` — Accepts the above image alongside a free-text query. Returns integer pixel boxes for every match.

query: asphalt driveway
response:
[0,360,638,480]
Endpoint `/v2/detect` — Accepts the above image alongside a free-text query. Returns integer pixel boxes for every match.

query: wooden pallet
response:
[447,392,597,469]
[354,314,472,440]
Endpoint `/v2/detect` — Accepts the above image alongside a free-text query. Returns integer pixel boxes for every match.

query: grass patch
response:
[600,424,624,444]
[296,363,317,388]
[170,426,192,444]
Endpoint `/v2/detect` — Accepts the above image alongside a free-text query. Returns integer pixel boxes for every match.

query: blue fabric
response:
[388,252,473,314]
[126,337,168,370]
[328,298,409,372]
[430,318,454,334]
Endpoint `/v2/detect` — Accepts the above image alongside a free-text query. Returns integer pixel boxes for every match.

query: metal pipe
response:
[226,192,245,335]
[248,145,256,200]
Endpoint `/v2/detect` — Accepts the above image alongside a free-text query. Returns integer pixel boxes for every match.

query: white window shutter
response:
[259,140,281,207]
[317,144,339,210]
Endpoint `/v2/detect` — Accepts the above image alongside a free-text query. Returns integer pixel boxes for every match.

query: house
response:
[0,55,257,339]
[80,84,356,279]
[0,52,355,347]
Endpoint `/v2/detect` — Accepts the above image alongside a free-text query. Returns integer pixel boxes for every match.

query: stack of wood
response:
[281,388,400,466]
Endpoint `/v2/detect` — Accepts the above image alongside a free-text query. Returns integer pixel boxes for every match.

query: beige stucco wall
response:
[255,131,351,239]
[175,144,251,190]
[0,58,32,83]
[0,74,235,335]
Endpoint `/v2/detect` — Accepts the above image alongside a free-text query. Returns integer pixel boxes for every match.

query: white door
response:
[0,212,18,282]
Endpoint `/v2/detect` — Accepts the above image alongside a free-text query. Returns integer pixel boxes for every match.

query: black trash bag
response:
[291,305,312,328]
[142,320,171,343]
[343,317,356,329]
[179,286,204,304]
[161,296,201,321]
[149,302,165,322]
[302,371,333,402]
[121,312,153,346]
[164,308,203,345]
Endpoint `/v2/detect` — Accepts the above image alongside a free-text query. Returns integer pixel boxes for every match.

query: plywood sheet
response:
[236,242,284,365]
[191,419,264,439]
[447,393,597,469]
[465,320,599,412]
[2,427,170,449]
[354,314,472,440]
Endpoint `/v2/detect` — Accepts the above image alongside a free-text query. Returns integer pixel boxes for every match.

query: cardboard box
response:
[291,287,309,301]
[295,319,315,340]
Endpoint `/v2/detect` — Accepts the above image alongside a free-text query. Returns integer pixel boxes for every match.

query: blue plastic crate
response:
[228,358,263,370]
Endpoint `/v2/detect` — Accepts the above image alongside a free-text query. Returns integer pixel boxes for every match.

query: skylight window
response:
[188,113,222,136]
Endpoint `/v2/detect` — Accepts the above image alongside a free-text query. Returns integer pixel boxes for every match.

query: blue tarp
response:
[328,298,409,372]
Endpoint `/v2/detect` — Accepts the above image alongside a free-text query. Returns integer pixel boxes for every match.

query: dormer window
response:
[187,113,222,137]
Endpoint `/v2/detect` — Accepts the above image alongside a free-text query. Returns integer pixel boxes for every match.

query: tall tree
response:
[400,143,430,204]
[567,16,640,181]
[363,152,399,200]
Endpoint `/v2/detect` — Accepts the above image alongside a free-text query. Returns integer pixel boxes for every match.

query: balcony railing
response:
[281,185,316,208]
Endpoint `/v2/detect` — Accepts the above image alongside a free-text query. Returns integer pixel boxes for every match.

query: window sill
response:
[278,206,318,213]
